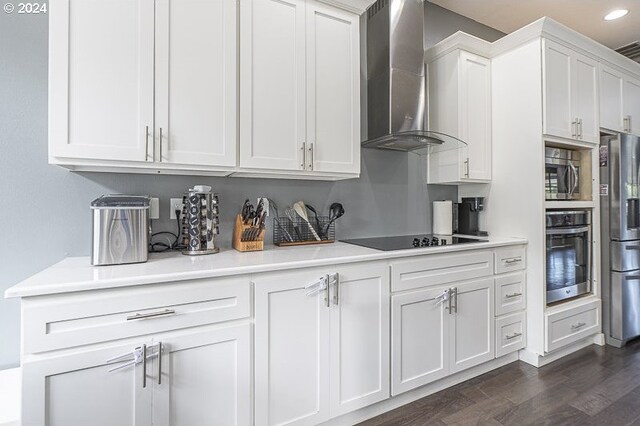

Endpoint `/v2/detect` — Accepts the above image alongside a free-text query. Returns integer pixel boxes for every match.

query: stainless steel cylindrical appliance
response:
[181,185,220,256]
[91,195,150,266]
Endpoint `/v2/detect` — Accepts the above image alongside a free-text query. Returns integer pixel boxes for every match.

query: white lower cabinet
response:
[391,286,451,395]
[152,325,252,426]
[22,340,152,426]
[254,263,390,425]
[391,277,494,395]
[22,324,251,426]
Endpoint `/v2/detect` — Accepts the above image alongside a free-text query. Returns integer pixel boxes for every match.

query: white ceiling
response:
[429,0,640,49]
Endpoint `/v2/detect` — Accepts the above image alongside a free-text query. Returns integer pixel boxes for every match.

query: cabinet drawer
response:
[495,246,526,274]
[495,272,526,316]
[545,299,600,352]
[23,277,251,354]
[495,312,526,357]
[391,251,493,292]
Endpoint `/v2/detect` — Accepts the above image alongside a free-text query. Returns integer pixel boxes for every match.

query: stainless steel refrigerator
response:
[600,132,640,347]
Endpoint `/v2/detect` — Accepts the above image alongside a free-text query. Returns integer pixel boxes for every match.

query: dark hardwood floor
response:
[360,339,640,426]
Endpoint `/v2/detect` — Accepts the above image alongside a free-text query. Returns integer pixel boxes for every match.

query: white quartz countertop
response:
[5,238,527,298]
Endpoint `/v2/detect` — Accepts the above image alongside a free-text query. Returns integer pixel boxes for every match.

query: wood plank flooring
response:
[360,339,640,426]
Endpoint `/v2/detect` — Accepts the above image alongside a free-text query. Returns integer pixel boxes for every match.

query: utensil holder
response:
[233,215,265,252]
[274,216,335,246]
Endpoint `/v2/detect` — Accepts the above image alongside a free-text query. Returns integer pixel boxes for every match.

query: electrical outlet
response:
[170,198,183,220]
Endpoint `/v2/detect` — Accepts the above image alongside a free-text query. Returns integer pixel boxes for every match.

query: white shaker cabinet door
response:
[572,54,599,143]
[22,341,152,426]
[391,286,451,396]
[450,277,495,374]
[542,39,573,140]
[459,51,491,181]
[152,325,252,426]
[154,0,237,167]
[49,0,154,162]
[306,2,360,174]
[600,65,625,133]
[624,76,640,136]
[329,263,389,417]
[254,269,331,426]
[240,0,307,171]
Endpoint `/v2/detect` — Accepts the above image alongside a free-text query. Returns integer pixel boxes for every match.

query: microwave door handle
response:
[569,162,578,198]
[546,226,590,236]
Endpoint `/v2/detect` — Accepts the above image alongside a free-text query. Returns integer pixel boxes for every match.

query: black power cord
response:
[149,209,185,253]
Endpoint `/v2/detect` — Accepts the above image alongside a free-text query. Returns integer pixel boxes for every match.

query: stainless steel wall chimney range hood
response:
[362,0,465,153]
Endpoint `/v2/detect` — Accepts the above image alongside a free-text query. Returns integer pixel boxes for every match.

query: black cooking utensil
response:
[324,203,345,237]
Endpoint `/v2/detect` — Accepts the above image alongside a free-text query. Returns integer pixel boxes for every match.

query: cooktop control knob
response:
[421,237,430,247]
[431,237,440,246]
[441,239,447,246]
[412,238,420,247]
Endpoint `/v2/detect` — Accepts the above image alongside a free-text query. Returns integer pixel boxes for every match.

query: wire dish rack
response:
[273,216,335,246]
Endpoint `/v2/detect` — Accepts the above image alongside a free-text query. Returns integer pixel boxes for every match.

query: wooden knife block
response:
[233,214,265,252]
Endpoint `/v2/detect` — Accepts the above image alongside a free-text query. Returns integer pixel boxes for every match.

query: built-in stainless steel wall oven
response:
[546,210,592,304]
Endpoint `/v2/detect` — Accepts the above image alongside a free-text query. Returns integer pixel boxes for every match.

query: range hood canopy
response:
[362,0,466,154]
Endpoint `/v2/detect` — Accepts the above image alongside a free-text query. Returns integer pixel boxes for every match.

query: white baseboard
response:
[0,367,21,426]
[518,334,601,367]
[321,353,519,426]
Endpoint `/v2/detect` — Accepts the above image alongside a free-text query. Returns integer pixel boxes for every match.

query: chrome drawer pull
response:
[504,258,521,264]
[126,309,176,321]
[571,322,587,330]
[505,332,522,340]
[505,292,523,299]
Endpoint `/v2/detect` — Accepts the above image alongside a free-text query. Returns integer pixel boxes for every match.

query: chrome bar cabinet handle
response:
[331,272,340,305]
[142,344,147,388]
[127,309,176,321]
[505,332,522,340]
[157,342,162,385]
[505,292,523,299]
[308,143,314,171]
[301,142,306,170]
[145,126,150,161]
[571,322,587,330]
[159,128,163,162]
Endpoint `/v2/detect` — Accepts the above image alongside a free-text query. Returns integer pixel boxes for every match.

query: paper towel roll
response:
[433,201,453,235]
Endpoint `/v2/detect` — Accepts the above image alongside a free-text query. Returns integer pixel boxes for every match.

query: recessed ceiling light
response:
[604,9,629,21]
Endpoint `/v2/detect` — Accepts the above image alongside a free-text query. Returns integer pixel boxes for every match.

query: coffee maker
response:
[454,197,487,236]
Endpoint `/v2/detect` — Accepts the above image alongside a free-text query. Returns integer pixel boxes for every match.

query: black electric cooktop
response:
[341,235,479,251]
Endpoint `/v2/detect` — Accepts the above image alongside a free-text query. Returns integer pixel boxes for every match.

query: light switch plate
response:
[149,198,160,220]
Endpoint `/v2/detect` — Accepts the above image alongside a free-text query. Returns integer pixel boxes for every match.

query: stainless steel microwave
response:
[545,147,581,200]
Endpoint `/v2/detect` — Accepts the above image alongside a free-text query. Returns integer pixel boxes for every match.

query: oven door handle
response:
[546,226,590,236]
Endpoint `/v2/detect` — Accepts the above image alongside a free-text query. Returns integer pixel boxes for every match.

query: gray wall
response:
[0,1,504,369]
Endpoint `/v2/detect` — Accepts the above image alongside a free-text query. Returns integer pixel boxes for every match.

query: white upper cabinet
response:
[240,0,360,176]
[624,76,640,135]
[427,50,491,184]
[155,0,237,167]
[239,0,306,172]
[599,64,640,135]
[600,65,625,132]
[49,0,154,162]
[306,2,360,174]
[542,39,598,143]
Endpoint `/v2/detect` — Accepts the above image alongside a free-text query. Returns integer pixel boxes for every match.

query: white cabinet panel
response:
[600,65,625,132]
[495,272,526,316]
[22,341,152,426]
[255,269,331,426]
[450,277,494,373]
[240,0,306,171]
[495,312,526,358]
[391,286,450,396]
[573,55,599,143]
[427,50,491,183]
[543,40,573,140]
[460,51,492,180]
[155,0,237,166]
[153,325,251,426]
[624,77,640,136]
[329,264,389,416]
[49,0,154,162]
[306,2,360,174]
